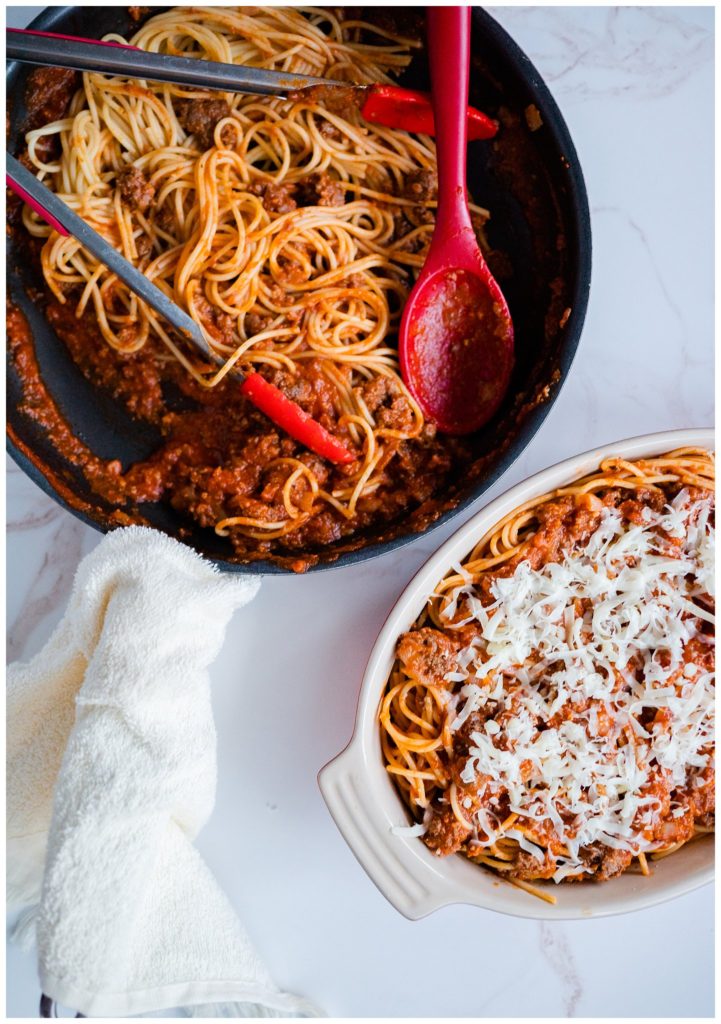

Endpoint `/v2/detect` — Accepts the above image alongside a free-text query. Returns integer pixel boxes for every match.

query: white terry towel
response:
[7,526,320,1018]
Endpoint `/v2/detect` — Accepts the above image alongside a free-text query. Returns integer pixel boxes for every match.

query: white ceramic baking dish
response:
[319,428,715,920]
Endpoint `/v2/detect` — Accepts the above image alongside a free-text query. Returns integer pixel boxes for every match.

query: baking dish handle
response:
[318,743,460,920]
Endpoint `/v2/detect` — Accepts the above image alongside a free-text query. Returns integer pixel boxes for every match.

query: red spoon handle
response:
[239,372,354,465]
[426,7,473,240]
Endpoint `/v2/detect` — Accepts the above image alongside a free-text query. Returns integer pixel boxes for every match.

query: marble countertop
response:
[6,6,714,1018]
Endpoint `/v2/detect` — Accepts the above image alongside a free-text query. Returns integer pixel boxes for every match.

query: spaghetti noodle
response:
[380,448,715,901]
[17,6,489,555]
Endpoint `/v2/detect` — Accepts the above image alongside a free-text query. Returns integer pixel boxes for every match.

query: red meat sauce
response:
[394,488,715,878]
[8,297,473,568]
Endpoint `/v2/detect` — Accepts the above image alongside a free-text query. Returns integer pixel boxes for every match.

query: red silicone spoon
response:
[399,7,514,435]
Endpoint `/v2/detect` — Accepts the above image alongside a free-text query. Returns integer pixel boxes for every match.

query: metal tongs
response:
[6,27,498,140]
[6,154,354,464]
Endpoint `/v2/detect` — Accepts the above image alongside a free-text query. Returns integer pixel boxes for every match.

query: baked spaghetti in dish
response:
[380,448,715,901]
[8,6,494,570]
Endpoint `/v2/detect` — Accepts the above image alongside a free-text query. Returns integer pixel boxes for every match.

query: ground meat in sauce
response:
[424,806,472,857]
[45,302,165,421]
[192,293,236,347]
[249,181,298,215]
[153,202,177,235]
[9,66,79,178]
[389,214,424,252]
[511,849,558,880]
[401,169,437,203]
[134,233,153,260]
[360,375,401,413]
[265,362,344,437]
[178,98,232,149]
[295,171,346,208]
[244,310,274,336]
[424,716,492,857]
[287,83,369,116]
[117,165,155,213]
[276,241,314,284]
[23,66,79,130]
[388,170,438,236]
[687,765,715,818]
[568,844,633,882]
[397,627,460,688]
[359,375,414,431]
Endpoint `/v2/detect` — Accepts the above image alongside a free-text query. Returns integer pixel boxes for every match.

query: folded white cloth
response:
[7,526,320,1017]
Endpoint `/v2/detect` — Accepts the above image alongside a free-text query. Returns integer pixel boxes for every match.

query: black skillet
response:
[6,6,592,574]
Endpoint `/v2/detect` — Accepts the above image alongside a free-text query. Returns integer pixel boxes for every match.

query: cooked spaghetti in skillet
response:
[380,448,715,901]
[11,6,492,568]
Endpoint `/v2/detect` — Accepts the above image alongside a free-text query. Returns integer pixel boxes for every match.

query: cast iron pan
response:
[6,6,592,574]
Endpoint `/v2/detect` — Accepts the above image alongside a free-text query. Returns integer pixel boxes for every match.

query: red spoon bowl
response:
[401,258,514,436]
[399,7,514,436]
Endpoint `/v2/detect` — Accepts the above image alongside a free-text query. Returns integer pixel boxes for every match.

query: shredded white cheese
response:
[442,494,715,881]
[390,822,428,837]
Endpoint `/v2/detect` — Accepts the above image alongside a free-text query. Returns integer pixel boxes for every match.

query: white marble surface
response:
[6,5,714,1018]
